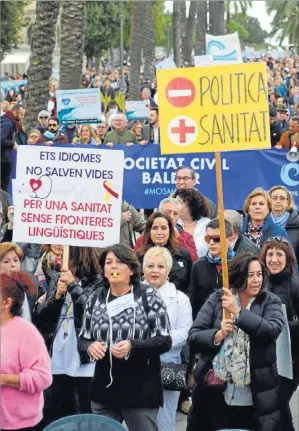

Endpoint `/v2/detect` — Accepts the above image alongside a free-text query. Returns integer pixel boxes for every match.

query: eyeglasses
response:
[270,196,287,201]
[39,116,48,120]
[266,236,289,244]
[175,176,192,181]
[97,125,107,129]
[204,235,221,244]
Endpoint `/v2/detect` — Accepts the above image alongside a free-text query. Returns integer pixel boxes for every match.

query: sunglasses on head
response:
[266,236,289,244]
[204,235,221,244]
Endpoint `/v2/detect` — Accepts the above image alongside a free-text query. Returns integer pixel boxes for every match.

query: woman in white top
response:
[173,188,211,258]
[143,246,192,431]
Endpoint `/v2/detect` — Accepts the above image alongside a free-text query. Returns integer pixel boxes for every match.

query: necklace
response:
[183,221,196,227]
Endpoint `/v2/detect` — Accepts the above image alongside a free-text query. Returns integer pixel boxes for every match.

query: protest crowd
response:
[1,45,299,431]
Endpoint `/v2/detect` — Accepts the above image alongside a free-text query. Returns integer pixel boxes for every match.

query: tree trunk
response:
[183,1,198,64]
[194,0,207,55]
[172,1,181,67]
[180,1,186,42]
[24,0,59,129]
[142,1,156,83]
[128,1,144,100]
[209,0,225,36]
[59,1,85,90]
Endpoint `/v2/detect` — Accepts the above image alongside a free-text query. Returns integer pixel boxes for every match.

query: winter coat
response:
[187,289,284,431]
[234,233,260,256]
[268,273,299,383]
[137,246,193,295]
[78,282,172,409]
[134,228,198,262]
[34,273,104,354]
[285,210,299,263]
[242,214,292,248]
[120,200,146,248]
[190,257,222,319]
[0,112,16,161]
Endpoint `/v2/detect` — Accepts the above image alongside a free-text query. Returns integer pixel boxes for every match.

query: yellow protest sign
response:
[157,62,270,155]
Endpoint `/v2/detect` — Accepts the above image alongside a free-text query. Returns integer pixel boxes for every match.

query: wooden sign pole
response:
[215,152,230,320]
[62,245,69,269]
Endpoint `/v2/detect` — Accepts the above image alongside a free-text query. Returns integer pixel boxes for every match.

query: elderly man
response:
[224,209,260,255]
[276,116,299,149]
[104,113,137,146]
[134,197,197,261]
[173,165,217,219]
[37,110,50,135]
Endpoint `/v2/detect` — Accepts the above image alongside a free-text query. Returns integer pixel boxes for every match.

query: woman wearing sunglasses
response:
[190,218,235,319]
[261,237,299,431]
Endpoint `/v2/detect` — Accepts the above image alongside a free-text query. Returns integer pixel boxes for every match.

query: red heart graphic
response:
[30,178,42,192]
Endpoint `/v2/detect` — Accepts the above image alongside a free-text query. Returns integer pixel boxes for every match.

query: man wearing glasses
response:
[44,117,68,145]
[37,110,50,135]
[174,165,217,219]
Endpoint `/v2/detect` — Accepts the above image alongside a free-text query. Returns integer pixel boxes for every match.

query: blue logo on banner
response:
[207,40,237,61]
[280,163,299,187]
[61,98,71,106]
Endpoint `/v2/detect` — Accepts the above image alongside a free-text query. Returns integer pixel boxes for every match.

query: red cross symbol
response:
[171,119,196,143]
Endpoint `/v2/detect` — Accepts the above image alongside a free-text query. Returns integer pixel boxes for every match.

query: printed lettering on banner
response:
[157,62,271,155]
[56,88,102,125]
[13,146,124,247]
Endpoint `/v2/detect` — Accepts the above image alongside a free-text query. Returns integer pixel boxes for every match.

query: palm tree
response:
[128,1,144,99]
[142,1,156,84]
[172,1,181,67]
[24,0,59,129]
[183,1,198,64]
[194,0,208,55]
[209,0,225,35]
[226,0,252,26]
[266,0,299,47]
[59,1,85,90]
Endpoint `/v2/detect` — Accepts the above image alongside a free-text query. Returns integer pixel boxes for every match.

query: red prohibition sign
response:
[166,77,196,108]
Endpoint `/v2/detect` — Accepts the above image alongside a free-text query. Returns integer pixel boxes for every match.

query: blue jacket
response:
[242,214,292,248]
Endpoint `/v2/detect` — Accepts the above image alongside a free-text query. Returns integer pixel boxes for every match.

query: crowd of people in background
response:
[0,52,299,431]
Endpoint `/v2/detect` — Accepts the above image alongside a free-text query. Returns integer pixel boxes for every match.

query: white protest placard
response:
[13,146,124,247]
[276,304,293,380]
[126,100,150,121]
[155,57,177,70]
[56,88,102,125]
[194,55,214,67]
[206,32,243,65]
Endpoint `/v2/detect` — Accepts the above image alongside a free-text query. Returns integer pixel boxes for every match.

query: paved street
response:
[176,388,299,431]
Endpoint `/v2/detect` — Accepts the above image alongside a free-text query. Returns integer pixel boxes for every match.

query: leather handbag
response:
[161,362,187,391]
[204,369,226,390]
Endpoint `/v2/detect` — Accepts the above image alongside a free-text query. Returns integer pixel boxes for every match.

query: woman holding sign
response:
[261,237,299,431]
[187,253,284,431]
[78,244,171,431]
[34,246,103,422]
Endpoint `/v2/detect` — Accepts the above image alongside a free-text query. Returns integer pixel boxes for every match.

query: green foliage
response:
[231,14,269,46]
[0,1,28,60]
[85,1,119,59]
[101,91,125,110]
[266,0,299,46]
[226,19,248,42]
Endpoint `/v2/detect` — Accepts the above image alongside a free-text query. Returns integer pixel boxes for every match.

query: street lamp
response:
[165,9,171,58]
[119,1,127,94]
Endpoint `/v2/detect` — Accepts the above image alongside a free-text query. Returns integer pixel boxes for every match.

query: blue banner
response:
[9,145,299,209]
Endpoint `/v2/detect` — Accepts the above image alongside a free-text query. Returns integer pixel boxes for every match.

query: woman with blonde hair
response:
[143,246,192,431]
[131,122,144,143]
[269,185,299,262]
[73,125,100,145]
[242,188,291,248]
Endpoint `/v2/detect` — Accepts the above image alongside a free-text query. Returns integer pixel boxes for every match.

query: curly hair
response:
[228,253,268,292]
[243,188,272,214]
[140,212,180,256]
[173,188,209,220]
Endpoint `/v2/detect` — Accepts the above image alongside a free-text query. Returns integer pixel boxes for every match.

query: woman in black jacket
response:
[34,246,103,423]
[78,244,171,431]
[187,253,284,431]
[136,212,193,295]
[261,237,299,431]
